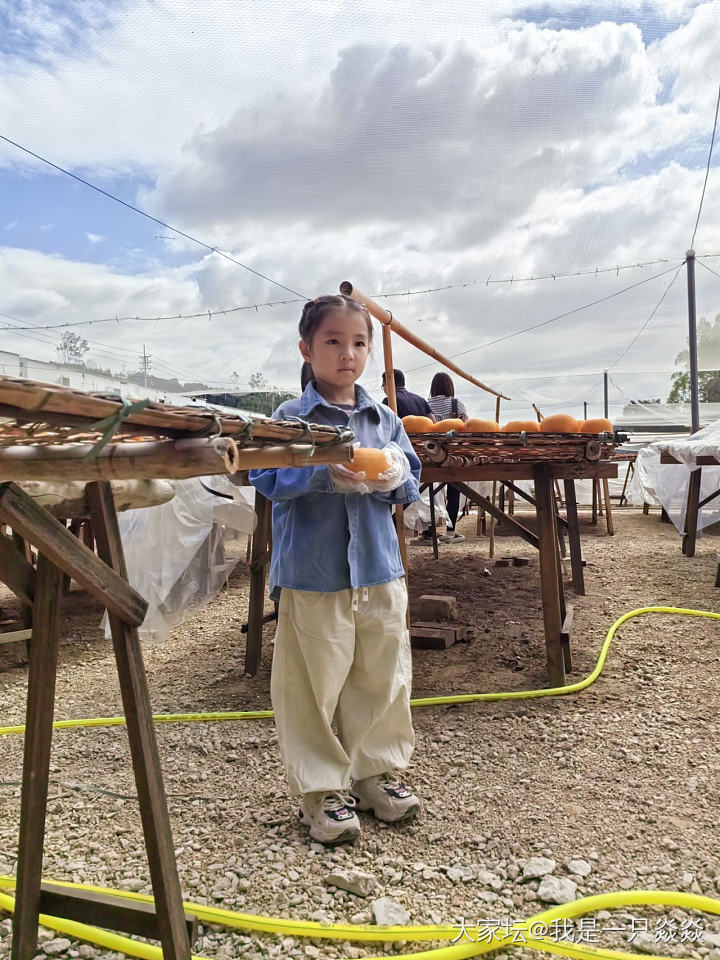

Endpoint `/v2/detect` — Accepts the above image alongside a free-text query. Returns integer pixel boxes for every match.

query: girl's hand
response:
[368,441,412,492]
[329,461,372,495]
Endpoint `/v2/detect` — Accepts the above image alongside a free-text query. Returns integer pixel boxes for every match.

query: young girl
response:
[249,294,422,845]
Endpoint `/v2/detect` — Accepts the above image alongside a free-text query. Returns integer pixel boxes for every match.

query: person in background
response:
[428,372,467,543]
[382,369,434,419]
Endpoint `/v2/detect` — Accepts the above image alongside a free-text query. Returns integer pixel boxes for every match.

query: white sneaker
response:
[352,772,420,823]
[298,791,361,845]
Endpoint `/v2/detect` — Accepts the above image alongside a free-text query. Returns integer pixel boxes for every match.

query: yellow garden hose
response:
[0,606,718,960]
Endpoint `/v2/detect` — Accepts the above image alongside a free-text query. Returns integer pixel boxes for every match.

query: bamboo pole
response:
[339,282,510,400]
[377,316,410,623]
[488,396,502,559]
[0,438,353,483]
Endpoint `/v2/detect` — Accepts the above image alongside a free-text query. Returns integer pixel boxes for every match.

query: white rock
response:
[523,857,556,880]
[44,939,73,956]
[122,878,145,892]
[475,869,503,890]
[325,869,377,897]
[567,859,592,877]
[537,876,577,904]
[703,933,720,949]
[371,897,410,926]
[632,933,658,954]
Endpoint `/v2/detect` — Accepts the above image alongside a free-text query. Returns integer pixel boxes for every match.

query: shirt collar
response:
[297,382,378,417]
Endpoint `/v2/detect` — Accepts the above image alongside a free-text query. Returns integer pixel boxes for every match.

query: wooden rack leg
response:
[591,479,598,525]
[553,508,572,674]
[619,462,633,507]
[245,492,272,676]
[534,466,565,687]
[602,478,614,536]
[488,481,497,558]
[563,479,585,596]
[428,484,438,560]
[11,532,33,632]
[87,481,191,960]
[12,555,63,960]
[683,468,702,557]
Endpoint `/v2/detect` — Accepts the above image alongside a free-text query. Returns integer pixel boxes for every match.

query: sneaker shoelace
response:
[376,771,405,790]
[322,791,357,812]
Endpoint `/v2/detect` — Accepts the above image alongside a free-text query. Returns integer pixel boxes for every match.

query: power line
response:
[697,259,720,282]
[6,253,720,335]
[608,263,685,369]
[6,257,719,333]
[374,257,683,298]
[0,134,307,300]
[690,81,720,250]
[402,261,685,376]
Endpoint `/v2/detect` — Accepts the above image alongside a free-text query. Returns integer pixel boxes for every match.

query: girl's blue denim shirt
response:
[249,382,421,596]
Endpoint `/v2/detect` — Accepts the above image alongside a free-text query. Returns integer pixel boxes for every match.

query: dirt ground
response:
[0,504,719,959]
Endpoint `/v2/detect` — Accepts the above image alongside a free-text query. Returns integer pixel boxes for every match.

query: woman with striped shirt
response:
[428,373,467,542]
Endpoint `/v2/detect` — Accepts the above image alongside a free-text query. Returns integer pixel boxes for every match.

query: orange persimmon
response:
[432,418,466,432]
[539,414,580,433]
[501,420,541,433]
[463,418,500,432]
[578,418,614,434]
[402,415,435,433]
[347,447,391,480]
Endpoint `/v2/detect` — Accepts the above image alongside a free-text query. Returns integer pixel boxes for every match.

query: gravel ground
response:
[0,505,719,960]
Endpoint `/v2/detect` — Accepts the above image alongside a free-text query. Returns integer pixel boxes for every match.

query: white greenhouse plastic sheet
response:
[629,420,720,535]
[112,476,256,640]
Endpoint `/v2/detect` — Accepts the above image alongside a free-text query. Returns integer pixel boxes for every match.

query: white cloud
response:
[1,0,719,419]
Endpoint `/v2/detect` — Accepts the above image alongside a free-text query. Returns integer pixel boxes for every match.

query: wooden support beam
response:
[0,628,32,645]
[560,605,574,673]
[428,483,439,560]
[454,483,538,549]
[533,466,566,687]
[245,492,272,676]
[86,480,191,960]
[38,883,197,945]
[421,461,617,483]
[602,478,615,536]
[12,555,63,960]
[0,530,36,605]
[563,479,585,596]
[683,468,702,557]
[0,483,147,627]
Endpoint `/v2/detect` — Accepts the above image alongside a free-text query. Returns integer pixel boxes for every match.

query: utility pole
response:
[603,370,609,419]
[686,250,700,434]
[583,401,588,420]
[140,344,152,390]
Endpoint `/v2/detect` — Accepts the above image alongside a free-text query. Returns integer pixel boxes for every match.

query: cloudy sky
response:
[1,0,719,419]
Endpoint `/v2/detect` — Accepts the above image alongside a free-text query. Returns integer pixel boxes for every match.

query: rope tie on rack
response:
[82,399,152,463]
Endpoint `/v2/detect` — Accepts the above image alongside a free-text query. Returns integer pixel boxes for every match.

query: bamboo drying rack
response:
[0,375,354,481]
[405,430,618,468]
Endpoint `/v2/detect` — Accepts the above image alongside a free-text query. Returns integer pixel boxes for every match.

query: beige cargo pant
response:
[271,577,415,796]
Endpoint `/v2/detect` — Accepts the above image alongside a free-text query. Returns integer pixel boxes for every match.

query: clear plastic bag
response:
[111,476,256,641]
